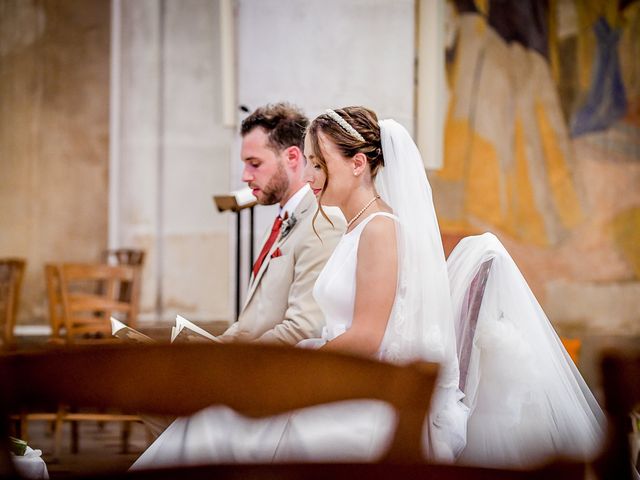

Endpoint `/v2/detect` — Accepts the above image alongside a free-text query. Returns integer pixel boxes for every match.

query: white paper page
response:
[175,315,218,341]
[111,317,128,335]
[171,315,219,343]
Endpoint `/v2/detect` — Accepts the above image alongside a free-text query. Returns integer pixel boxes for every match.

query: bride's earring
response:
[352,153,366,177]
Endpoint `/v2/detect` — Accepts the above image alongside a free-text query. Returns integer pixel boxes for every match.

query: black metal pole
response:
[235,210,241,321]
[249,206,255,282]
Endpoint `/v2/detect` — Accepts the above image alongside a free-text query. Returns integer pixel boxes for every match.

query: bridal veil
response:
[375,120,604,466]
[375,119,468,461]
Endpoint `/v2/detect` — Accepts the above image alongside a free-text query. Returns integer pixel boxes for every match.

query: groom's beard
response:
[256,162,289,206]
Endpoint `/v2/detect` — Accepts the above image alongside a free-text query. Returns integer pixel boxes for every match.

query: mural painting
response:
[431,0,640,334]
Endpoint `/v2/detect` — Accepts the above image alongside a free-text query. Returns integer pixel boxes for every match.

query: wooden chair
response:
[103,249,145,329]
[15,265,67,455]
[597,347,640,480]
[0,259,26,349]
[46,263,140,344]
[0,344,586,480]
[39,263,142,457]
[104,249,145,268]
[100,250,146,446]
[44,264,64,342]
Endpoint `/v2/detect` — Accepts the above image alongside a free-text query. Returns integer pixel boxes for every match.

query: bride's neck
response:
[341,187,379,225]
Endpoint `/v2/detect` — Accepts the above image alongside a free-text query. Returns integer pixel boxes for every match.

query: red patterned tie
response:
[252,214,283,278]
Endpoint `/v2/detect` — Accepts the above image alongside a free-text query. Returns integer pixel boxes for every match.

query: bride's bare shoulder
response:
[358,214,398,255]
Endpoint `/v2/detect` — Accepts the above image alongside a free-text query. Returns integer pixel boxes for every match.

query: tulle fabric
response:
[131,401,396,468]
[376,120,468,461]
[448,233,605,467]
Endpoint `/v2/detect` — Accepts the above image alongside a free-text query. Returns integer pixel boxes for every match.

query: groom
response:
[143,104,344,438]
[217,103,345,344]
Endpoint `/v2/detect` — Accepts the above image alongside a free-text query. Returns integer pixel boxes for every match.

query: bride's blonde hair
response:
[306,106,384,235]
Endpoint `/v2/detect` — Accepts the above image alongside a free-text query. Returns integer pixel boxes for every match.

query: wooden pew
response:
[0,343,585,480]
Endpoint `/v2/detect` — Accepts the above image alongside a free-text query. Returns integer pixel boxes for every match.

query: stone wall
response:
[234,0,415,287]
[111,0,234,324]
[0,0,111,324]
[1,0,416,327]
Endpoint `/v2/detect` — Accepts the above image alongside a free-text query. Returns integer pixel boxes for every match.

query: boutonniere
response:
[280,213,297,239]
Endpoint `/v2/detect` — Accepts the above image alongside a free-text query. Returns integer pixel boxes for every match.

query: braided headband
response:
[324,109,365,142]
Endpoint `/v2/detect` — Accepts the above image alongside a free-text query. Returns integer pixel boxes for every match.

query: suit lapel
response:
[243,191,316,308]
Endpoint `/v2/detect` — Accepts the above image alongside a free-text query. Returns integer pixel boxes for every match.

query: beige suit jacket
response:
[218,190,345,345]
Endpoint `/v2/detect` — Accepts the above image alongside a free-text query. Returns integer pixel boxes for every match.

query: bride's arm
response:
[321,216,398,357]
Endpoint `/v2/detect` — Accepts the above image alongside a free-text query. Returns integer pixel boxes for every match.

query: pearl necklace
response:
[347,195,380,229]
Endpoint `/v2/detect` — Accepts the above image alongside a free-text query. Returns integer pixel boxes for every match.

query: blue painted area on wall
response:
[570,17,628,137]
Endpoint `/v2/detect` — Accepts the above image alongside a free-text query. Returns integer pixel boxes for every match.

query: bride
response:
[132,106,604,469]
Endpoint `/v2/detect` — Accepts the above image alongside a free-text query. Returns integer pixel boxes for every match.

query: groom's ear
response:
[285,146,303,169]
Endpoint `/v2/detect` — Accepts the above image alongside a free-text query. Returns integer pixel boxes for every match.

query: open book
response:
[111,315,220,344]
[170,315,219,343]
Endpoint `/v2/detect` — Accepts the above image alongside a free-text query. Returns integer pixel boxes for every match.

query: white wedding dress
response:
[132,211,467,469]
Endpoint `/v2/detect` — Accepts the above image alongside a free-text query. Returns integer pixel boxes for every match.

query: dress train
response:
[448,233,605,468]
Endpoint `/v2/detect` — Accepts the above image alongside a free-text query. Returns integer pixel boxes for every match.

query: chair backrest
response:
[0,343,438,470]
[598,348,640,480]
[456,258,493,391]
[45,263,140,344]
[44,264,64,341]
[104,249,146,267]
[103,249,145,325]
[0,259,26,348]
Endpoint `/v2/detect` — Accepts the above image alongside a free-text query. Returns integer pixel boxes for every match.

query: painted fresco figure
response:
[570,17,628,136]
[433,6,584,246]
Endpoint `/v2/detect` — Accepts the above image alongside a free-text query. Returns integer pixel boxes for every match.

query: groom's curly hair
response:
[241,103,308,152]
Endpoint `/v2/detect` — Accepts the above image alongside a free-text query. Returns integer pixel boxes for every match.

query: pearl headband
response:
[324,109,365,142]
